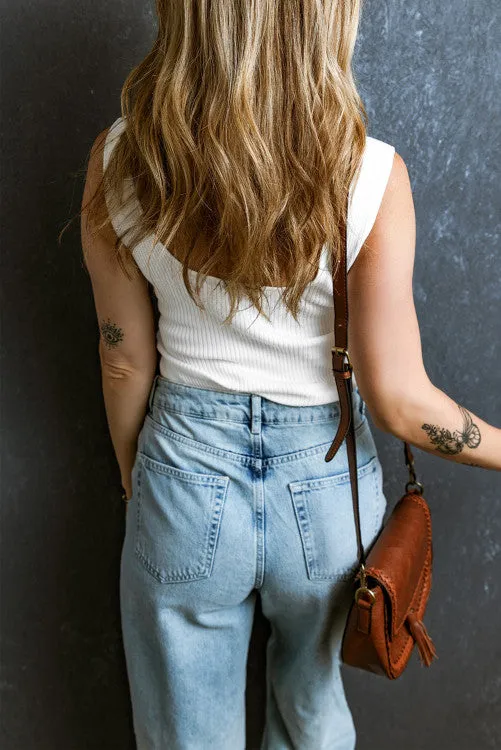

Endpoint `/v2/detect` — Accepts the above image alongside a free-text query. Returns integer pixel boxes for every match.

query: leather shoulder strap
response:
[325,194,420,571]
[325,194,366,568]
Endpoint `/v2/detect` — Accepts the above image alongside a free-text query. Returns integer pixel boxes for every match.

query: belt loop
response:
[250,394,262,435]
[148,373,159,412]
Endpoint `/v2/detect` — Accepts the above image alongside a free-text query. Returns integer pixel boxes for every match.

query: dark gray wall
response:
[1,1,500,748]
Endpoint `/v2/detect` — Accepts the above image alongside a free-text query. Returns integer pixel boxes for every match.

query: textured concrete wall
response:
[1,1,500,748]
[350,3,501,749]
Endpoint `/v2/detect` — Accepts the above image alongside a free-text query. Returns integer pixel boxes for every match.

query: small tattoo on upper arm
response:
[421,404,481,455]
[100,318,124,349]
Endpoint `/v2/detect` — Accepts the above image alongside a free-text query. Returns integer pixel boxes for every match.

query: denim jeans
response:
[120,374,387,750]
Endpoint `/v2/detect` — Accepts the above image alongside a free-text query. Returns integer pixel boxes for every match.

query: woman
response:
[80,1,501,748]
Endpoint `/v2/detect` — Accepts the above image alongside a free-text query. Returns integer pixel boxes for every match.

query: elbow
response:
[366,381,436,439]
[100,361,138,381]
[371,410,409,440]
[98,342,157,381]
[369,403,401,435]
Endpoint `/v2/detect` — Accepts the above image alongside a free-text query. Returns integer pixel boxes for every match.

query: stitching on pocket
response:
[139,451,229,485]
[371,457,386,536]
[134,453,230,583]
[289,454,378,493]
[289,454,381,581]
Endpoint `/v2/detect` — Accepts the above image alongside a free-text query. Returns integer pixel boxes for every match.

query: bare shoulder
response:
[81,125,119,263]
[386,151,412,199]
[85,126,112,197]
[377,150,413,215]
[358,149,416,274]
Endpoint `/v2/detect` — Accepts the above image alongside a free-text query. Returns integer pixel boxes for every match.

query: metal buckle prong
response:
[331,346,352,369]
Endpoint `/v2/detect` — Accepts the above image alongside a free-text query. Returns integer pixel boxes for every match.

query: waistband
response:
[147,374,365,426]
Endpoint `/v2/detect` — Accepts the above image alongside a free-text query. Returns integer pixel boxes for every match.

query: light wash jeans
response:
[120,374,387,750]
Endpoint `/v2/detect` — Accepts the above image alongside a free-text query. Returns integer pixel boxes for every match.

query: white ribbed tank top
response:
[103,116,395,406]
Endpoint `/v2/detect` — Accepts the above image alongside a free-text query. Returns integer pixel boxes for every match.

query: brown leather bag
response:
[325,201,438,679]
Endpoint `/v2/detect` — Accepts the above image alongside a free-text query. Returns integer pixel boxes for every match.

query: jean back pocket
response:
[289,454,384,582]
[134,452,230,583]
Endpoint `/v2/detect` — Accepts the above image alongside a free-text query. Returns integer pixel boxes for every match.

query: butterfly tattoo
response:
[421,404,481,455]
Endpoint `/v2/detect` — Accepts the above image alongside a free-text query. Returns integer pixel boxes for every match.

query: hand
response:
[121,477,132,497]
[121,486,132,512]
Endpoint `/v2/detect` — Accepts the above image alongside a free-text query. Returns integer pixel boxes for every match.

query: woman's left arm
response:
[81,128,158,500]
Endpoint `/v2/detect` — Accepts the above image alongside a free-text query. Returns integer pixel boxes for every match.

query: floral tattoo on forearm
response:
[421,404,481,455]
[99,318,124,349]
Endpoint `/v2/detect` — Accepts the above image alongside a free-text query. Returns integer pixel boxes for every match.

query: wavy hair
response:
[82,0,368,325]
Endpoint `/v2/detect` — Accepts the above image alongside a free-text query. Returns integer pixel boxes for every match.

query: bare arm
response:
[81,128,158,498]
[348,152,501,472]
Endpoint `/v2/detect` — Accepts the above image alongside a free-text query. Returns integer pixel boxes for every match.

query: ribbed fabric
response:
[103,116,395,406]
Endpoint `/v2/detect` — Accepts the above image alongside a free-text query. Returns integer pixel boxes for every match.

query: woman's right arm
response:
[348,152,501,472]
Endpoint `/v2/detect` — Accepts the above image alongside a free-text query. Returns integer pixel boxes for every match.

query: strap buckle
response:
[404,444,424,494]
[355,563,376,604]
[331,346,352,370]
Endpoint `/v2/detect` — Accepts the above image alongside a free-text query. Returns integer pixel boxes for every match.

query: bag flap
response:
[356,492,432,639]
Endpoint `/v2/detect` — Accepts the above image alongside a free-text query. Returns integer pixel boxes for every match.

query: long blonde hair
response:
[83,0,368,324]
